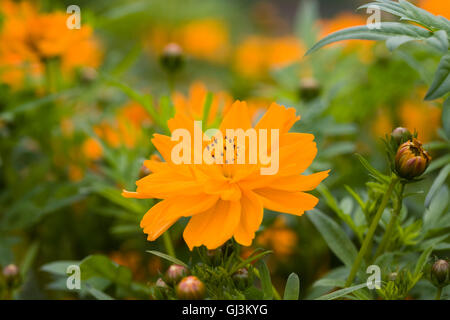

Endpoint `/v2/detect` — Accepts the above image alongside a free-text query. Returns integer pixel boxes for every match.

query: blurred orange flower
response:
[257,216,298,258]
[0,0,101,87]
[234,36,305,78]
[319,13,374,63]
[372,97,441,143]
[419,0,450,18]
[399,100,441,143]
[123,101,328,250]
[149,19,229,63]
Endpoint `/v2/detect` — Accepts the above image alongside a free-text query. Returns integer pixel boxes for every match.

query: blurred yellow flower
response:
[234,36,305,78]
[123,101,328,250]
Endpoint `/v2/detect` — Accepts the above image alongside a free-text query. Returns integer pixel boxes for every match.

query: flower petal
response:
[271,170,330,192]
[141,195,219,241]
[254,188,319,216]
[233,190,263,246]
[183,200,241,250]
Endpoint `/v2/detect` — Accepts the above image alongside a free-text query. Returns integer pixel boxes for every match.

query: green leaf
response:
[424,185,449,229]
[442,98,450,137]
[256,260,273,300]
[283,273,300,300]
[425,30,449,53]
[425,165,450,207]
[355,154,390,183]
[294,0,319,47]
[20,242,39,278]
[307,209,358,268]
[307,22,432,55]
[425,53,450,100]
[413,246,433,278]
[41,261,79,276]
[314,283,367,300]
[146,250,188,268]
[202,92,214,131]
[80,255,132,287]
[87,286,115,300]
[230,250,272,275]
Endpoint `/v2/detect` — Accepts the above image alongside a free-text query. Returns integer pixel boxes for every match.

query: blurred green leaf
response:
[283,273,300,300]
[307,209,358,268]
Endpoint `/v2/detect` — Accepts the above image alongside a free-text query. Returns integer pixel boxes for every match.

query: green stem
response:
[435,287,442,300]
[345,176,398,287]
[163,231,176,258]
[374,183,405,260]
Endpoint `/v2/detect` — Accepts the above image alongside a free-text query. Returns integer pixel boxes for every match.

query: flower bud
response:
[391,127,412,145]
[138,164,151,179]
[395,138,431,180]
[2,264,19,278]
[155,277,168,289]
[165,264,189,285]
[232,268,251,290]
[431,260,449,287]
[159,43,184,74]
[388,272,398,281]
[299,78,321,102]
[176,276,205,300]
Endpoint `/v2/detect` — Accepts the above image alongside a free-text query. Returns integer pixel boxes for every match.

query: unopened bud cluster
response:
[153,264,205,300]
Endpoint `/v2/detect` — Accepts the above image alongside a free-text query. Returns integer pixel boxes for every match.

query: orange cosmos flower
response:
[123,101,329,250]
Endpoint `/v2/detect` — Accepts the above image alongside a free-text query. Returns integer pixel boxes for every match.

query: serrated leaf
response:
[283,273,300,300]
[425,53,450,100]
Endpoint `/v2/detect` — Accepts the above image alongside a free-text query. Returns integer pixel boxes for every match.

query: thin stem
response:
[374,183,405,260]
[345,176,398,287]
[435,287,442,300]
[163,231,176,258]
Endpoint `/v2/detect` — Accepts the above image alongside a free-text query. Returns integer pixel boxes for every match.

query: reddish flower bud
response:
[176,276,205,300]
[165,264,189,285]
[155,277,168,289]
[2,264,19,278]
[391,127,412,145]
[232,268,251,290]
[395,139,431,179]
